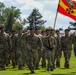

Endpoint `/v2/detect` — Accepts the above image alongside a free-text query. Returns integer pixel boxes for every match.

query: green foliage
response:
[27,8,46,28]
[0,2,5,25]
[69,21,76,30]
[5,6,21,32]
[12,21,23,31]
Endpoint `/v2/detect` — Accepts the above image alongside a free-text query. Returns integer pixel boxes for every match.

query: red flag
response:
[57,0,76,20]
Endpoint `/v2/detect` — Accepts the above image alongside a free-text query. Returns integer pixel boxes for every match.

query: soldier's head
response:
[11,30,15,35]
[46,29,50,36]
[41,30,46,36]
[35,26,40,35]
[0,25,4,33]
[65,29,70,36]
[50,29,55,36]
[56,30,60,35]
[18,27,23,35]
[29,28,35,36]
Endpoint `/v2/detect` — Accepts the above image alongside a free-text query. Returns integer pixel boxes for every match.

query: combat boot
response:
[31,70,35,74]
[64,63,69,69]
[18,65,23,70]
[50,66,54,71]
[56,62,60,68]
[1,65,5,70]
[13,64,16,68]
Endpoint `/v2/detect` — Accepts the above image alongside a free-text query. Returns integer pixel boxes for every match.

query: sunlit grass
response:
[0,51,76,75]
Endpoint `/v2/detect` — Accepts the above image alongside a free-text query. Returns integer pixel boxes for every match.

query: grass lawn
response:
[0,51,76,75]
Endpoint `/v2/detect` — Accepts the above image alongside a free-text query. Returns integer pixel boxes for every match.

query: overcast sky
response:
[0,0,75,29]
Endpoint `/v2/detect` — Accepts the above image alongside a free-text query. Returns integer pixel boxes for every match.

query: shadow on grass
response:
[22,73,30,75]
[22,73,37,75]
[52,74,67,75]
[52,72,76,75]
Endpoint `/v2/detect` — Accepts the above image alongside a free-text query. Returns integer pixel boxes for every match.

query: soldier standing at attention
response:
[55,30,62,67]
[0,26,8,70]
[50,29,57,69]
[34,27,42,69]
[14,28,23,70]
[42,29,54,71]
[61,29,73,68]
[41,30,46,68]
[10,30,16,68]
[72,31,76,57]
[26,28,42,73]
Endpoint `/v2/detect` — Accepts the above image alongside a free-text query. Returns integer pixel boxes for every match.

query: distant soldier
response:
[61,29,73,68]
[14,28,23,70]
[25,28,42,73]
[0,26,8,70]
[34,27,42,69]
[41,30,46,68]
[42,29,54,71]
[50,29,57,69]
[55,30,62,67]
[73,31,76,57]
[10,30,16,68]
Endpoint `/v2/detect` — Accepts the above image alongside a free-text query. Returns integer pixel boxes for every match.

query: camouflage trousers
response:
[26,50,38,71]
[11,51,16,67]
[42,49,46,67]
[63,50,72,68]
[16,49,23,66]
[55,48,62,67]
[4,50,10,66]
[45,50,53,69]
[38,49,42,68]
[74,45,76,57]
[0,50,5,69]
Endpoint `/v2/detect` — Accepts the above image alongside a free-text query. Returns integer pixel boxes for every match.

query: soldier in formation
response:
[0,25,76,73]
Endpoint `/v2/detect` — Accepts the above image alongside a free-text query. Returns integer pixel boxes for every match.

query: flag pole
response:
[53,11,58,29]
[53,0,60,29]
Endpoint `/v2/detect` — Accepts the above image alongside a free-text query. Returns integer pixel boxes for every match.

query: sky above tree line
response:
[0,0,75,29]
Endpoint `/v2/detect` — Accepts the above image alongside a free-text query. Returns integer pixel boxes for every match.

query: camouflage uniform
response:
[21,33,28,66]
[50,36,57,69]
[61,33,73,68]
[55,35,62,67]
[41,35,46,68]
[10,33,16,68]
[4,32,11,66]
[26,34,41,72]
[0,32,8,70]
[34,33,42,68]
[50,29,57,69]
[14,33,24,69]
[42,35,54,71]
[73,33,76,57]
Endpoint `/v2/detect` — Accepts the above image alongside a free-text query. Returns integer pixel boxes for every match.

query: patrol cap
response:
[46,29,50,32]
[0,25,4,29]
[35,26,40,30]
[65,29,70,31]
[41,30,46,33]
[56,30,59,32]
[50,29,55,31]
[11,30,15,32]
[29,27,35,30]
[18,27,23,30]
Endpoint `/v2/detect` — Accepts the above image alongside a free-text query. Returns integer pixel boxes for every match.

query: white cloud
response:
[0,0,4,2]
[0,0,73,29]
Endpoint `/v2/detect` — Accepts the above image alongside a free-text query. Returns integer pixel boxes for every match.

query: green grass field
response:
[0,51,76,75]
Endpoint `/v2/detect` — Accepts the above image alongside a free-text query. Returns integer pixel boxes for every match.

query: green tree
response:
[27,8,46,28]
[5,6,21,32]
[0,2,5,25]
[69,21,76,30]
[12,21,23,31]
